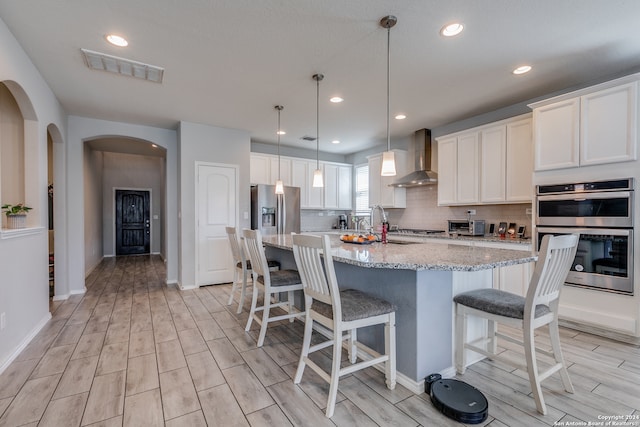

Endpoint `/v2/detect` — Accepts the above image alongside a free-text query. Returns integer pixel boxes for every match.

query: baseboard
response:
[559,319,640,345]
[70,287,86,295]
[52,293,69,301]
[166,279,178,285]
[0,312,52,375]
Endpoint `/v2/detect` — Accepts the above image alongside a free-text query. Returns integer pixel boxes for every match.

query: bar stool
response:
[291,233,397,418]
[225,226,280,314]
[242,228,305,347]
[454,233,579,415]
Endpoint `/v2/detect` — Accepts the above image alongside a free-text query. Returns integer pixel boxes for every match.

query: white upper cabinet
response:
[292,158,323,209]
[252,153,351,210]
[505,118,533,202]
[250,153,272,185]
[456,133,480,204]
[532,99,579,171]
[436,132,480,205]
[436,137,457,205]
[531,77,638,171]
[322,163,352,210]
[269,156,292,186]
[439,114,532,206]
[580,82,637,166]
[367,150,407,208]
[250,153,292,186]
[480,125,507,203]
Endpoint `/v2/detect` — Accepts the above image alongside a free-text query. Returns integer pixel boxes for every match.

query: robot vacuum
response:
[425,374,488,424]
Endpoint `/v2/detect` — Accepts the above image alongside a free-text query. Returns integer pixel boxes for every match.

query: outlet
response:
[467,209,476,215]
[1,312,6,330]
[525,208,532,215]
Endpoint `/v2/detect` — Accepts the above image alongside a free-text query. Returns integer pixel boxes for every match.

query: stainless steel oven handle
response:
[537,191,632,202]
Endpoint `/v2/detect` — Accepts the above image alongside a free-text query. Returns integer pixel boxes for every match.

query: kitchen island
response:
[262,233,536,393]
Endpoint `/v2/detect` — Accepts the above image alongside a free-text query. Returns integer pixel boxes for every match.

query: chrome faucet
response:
[371,204,388,231]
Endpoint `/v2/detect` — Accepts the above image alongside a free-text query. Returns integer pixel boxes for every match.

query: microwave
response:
[448,219,486,236]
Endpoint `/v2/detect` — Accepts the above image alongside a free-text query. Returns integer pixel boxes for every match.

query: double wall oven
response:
[536,178,634,295]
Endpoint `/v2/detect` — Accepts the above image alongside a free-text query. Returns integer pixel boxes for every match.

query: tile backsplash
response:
[301,210,350,232]
[386,185,533,237]
[301,186,532,237]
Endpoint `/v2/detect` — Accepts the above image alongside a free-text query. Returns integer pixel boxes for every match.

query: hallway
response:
[0,256,639,426]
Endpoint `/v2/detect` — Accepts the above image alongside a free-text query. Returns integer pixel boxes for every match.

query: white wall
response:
[101,151,164,256]
[84,148,103,274]
[0,16,67,371]
[67,116,179,291]
[178,121,251,289]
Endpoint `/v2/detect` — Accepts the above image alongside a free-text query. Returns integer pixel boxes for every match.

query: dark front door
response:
[116,190,150,255]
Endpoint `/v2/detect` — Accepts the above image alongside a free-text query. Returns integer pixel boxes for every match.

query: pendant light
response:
[312,73,324,188]
[380,15,397,177]
[274,105,285,194]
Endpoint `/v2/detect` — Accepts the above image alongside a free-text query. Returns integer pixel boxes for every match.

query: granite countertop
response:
[327,230,532,246]
[262,233,536,272]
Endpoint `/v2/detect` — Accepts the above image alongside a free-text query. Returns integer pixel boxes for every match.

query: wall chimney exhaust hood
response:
[390,128,437,187]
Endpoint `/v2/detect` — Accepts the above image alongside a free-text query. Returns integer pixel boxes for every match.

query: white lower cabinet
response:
[493,262,533,297]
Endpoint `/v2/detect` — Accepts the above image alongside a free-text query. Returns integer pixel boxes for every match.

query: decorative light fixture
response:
[274,105,285,195]
[380,15,397,177]
[312,73,324,188]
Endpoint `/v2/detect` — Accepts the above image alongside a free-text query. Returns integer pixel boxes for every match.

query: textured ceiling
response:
[1,0,640,155]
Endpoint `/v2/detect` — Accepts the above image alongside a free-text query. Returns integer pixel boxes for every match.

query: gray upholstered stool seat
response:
[453,234,580,416]
[257,269,301,287]
[313,289,397,321]
[291,233,397,418]
[240,259,280,271]
[454,288,550,319]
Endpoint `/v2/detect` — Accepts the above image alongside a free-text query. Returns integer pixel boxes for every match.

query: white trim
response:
[52,293,69,301]
[70,287,86,295]
[0,313,52,375]
[0,226,46,239]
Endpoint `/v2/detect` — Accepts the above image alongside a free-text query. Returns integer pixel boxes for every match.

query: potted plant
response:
[2,203,32,229]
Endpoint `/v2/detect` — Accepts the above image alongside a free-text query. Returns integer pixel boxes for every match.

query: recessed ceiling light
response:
[513,65,532,75]
[331,140,340,144]
[330,96,343,103]
[277,130,286,135]
[395,114,407,120]
[151,144,157,148]
[440,22,464,37]
[106,34,128,47]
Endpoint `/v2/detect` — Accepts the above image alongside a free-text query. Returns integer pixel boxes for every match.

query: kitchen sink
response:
[385,239,421,245]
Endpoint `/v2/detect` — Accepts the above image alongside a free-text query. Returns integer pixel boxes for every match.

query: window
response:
[354,164,369,214]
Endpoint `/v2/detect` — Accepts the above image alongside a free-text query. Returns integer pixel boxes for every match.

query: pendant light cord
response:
[275,105,283,180]
[386,24,391,152]
[316,75,320,169]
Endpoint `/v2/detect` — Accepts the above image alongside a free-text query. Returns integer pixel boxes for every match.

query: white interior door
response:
[196,162,237,286]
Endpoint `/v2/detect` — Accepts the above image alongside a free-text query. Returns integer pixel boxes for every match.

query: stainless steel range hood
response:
[390,128,437,187]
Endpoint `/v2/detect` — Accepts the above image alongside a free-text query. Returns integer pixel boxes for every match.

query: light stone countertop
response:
[262,233,536,272]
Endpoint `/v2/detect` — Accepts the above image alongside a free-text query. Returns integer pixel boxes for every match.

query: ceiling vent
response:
[80,48,164,83]
[300,135,317,142]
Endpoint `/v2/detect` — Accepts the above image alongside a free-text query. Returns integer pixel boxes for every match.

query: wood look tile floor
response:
[1,255,639,426]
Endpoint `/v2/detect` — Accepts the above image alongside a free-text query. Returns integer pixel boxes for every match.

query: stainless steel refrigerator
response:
[251,185,301,235]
